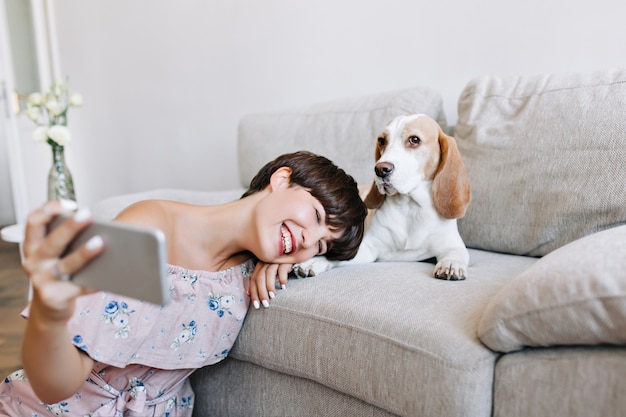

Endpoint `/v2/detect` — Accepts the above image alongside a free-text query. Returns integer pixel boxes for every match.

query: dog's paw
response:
[433,259,467,281]
[294,257,333,278]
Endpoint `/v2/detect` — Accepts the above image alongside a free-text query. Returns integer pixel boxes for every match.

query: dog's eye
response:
[408,136,421,146]
[377,137,386,147]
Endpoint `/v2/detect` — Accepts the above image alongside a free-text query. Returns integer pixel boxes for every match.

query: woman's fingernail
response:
[73,208,91,223]
[281,284,287,290]
[262,300,270,308]
[86,235,104,251]
[253,300,260,310]
[59,199,78,211]
[269,291,275,299]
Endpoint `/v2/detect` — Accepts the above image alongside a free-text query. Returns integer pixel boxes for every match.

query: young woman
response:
[0,151,367,416]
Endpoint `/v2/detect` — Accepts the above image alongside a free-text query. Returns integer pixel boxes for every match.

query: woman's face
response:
[253,168,342,264]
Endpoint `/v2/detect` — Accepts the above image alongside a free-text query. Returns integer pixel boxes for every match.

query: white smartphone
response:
[47,214,170,305]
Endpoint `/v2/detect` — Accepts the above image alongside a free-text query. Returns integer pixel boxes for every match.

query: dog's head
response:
[363,114,471,219]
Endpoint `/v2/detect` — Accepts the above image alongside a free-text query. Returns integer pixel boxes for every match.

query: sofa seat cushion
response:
[455,68,626,256]
[230,250,537,417]
[237,87,447,188]
[478,225,626,353]
[493,347,626,417]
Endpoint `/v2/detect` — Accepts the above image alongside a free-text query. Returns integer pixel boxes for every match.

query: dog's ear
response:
[363,131,387,209]
[432,128,471,219]
[363,181,385,209]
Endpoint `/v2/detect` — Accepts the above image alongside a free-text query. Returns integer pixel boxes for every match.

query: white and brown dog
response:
[296,114,471,280]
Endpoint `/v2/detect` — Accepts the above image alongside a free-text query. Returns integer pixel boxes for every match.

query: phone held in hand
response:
[47,214,170,305]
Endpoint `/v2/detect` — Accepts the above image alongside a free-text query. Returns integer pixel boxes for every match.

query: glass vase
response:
[48,144,76,202]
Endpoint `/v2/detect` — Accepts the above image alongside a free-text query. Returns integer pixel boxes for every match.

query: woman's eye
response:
[315,209,321,224]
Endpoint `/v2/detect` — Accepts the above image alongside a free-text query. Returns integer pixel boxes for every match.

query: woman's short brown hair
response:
[241,151,367,261]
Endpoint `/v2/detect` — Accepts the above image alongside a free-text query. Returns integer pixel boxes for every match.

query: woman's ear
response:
[269,166,293,191]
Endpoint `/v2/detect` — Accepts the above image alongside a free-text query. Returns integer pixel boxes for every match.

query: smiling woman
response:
[0,150,366,416]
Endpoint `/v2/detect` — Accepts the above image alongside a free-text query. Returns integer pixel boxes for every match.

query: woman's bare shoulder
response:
[114,199,175,230]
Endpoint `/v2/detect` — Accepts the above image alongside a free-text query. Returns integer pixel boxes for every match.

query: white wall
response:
[13,0,626,211]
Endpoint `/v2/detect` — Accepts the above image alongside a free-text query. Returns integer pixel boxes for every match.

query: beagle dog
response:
[296,114,471,280]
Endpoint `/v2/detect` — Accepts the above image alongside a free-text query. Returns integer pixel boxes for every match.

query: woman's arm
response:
[22,299,96,403]
[20,201,104,403]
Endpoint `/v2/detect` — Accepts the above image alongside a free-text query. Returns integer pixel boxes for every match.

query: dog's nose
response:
[375,162,394,179]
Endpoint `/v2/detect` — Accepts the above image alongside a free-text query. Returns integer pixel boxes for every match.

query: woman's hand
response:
[22,200,104,321]
[248,262,292,309]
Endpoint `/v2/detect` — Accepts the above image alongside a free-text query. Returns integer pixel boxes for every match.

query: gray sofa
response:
[93,68,626,417]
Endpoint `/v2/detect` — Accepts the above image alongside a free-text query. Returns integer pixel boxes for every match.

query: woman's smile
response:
[280,223,295,255]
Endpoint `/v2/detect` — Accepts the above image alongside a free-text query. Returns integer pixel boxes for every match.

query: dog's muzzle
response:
[375,179,397,195]
[375,162,397,195]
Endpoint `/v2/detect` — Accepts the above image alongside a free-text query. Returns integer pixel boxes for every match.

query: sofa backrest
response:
[237,87,447,188]
[455,68,626,256]
[236,68,626,258]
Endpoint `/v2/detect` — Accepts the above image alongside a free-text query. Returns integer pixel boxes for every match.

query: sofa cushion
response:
[455,68,626,256]
[237,87,447,187]
[478,226,626,353]
[230,249,537,417]
[493,347,626,417]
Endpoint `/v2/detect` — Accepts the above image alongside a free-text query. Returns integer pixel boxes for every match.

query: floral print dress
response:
[0,259,254,416]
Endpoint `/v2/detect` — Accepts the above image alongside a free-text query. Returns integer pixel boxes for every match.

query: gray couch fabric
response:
[455,69,626,256]
[494,347,626,417]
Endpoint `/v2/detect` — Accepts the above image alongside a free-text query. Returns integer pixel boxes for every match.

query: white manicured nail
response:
[59,199,78,211]
[73,208,91,223]
[281,284,287,290]
[269,291,275,299]
[86,235,104,251]
[253,300,260,310]
[262,300,270,308]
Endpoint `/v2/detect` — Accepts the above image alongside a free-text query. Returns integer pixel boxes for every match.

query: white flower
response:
[25,107,40,122]
[113,313,130,328]
[23,79,82,148]
[33,126,48,144]
[47,125,71,146]
[179,328,193,343]
[45,100,63,117]
[27,92,42,106]
[69,93,83,107]
[220,295,235,309]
